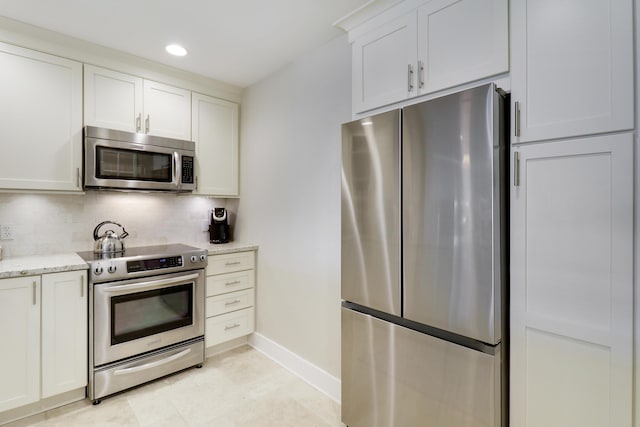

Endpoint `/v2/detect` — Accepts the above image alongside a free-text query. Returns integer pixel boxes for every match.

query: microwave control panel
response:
[182,156,194,184]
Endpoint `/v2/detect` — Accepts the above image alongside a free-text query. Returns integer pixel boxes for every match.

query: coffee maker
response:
[209,208,230,244]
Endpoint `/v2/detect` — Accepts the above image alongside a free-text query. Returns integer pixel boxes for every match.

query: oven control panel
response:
[79,244,208,283]
[127,256,183,273]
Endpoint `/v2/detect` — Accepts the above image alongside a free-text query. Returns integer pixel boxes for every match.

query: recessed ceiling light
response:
[166,44,188,56]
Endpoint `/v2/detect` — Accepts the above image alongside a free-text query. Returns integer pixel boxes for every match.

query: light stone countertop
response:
[184,241,258,255]
[0,242,257,279]
[0,253,89,279]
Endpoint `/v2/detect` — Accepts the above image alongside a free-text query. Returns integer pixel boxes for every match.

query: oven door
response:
[93,270,205,367]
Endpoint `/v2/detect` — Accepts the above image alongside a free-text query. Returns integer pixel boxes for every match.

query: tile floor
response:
[5,346,342,427]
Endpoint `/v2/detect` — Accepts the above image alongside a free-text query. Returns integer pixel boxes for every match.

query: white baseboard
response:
[248,332,341,403]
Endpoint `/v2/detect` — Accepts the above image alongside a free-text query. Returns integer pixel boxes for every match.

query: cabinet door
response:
[0,277,40,412]
[352,13,417,113]
[511,0,633,143]
[143,80,191,140]
[84,65,143,133]
[41,271,88,398]
[192,93,239,196]
[510,134,633,427]
[0,42,82,192]
[417,0,508,94]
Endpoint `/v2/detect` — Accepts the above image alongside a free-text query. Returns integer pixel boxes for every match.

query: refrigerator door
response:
[341,110,401,316]
[402,83,505,344]
[342,307,501,427]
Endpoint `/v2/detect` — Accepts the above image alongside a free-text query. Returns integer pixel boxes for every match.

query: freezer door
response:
[342,307,502,427]
[403,83,505,344]
[341,110,401,316]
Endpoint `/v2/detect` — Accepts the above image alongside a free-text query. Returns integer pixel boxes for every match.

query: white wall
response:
[0,193,229,256]
[235,34,351,378]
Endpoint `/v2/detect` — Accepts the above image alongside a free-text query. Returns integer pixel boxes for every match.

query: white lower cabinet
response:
[0,277,41,412]
[510,133,633,427]
[41,271,88,398]
[205,251,256,348]
[0,270,87,415]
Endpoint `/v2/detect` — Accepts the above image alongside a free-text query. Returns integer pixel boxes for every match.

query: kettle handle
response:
[93,221,128,240]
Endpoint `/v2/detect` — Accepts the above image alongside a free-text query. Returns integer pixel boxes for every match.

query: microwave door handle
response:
[174,151,181,189]
[101,272,200,295]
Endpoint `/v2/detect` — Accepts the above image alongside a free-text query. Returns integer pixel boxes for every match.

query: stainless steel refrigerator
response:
[341,83,507,427]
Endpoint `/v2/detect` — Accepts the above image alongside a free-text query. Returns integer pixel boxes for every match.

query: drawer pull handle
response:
[225,280,241,286]
[225,261,241,266]
[225,323,241,330]
[225,299,241,306]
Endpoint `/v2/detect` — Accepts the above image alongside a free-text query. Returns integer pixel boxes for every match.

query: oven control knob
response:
[107,265,117,274]
[94,266,103,275]
[199,255,206,262]
[190,255,197,263]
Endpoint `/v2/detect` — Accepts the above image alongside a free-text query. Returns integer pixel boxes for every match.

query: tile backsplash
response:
[0,192,232,257]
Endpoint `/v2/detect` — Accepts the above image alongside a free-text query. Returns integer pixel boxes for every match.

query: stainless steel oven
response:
[93,270,204,366]
[78,244,207,403]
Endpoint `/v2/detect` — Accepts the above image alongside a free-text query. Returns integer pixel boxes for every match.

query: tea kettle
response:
[93,221,129,254]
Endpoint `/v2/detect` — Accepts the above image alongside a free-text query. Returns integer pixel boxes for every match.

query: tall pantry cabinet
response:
[508,0,635,426]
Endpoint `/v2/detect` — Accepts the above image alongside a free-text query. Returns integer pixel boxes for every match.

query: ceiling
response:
[0,0,370,88]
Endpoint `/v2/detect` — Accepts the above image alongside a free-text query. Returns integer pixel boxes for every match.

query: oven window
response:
[111,283,193,345]
[96,146,172,182]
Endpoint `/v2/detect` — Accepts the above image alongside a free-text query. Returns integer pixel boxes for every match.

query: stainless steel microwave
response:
[84,126,195,192]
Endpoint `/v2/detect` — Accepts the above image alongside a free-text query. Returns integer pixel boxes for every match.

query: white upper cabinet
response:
[511,0,634,142]
[510,134,633,427]
[417,0,508,93]
[349,0,508,113]
[192,93,240,197]
[0,42,83,192]
[84,65,143,133]
[143,80,191,140]
[352,13,417,113]
[85,65,192,140]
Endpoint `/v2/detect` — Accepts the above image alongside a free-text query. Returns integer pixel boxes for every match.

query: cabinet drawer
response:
[206,289,254,317]
[207,251,255,275]
[206,269,254,296]
[205,308,254,347]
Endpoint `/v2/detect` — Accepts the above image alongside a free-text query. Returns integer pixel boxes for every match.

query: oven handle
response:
[101,272,200,295]
[113,348,192,376]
